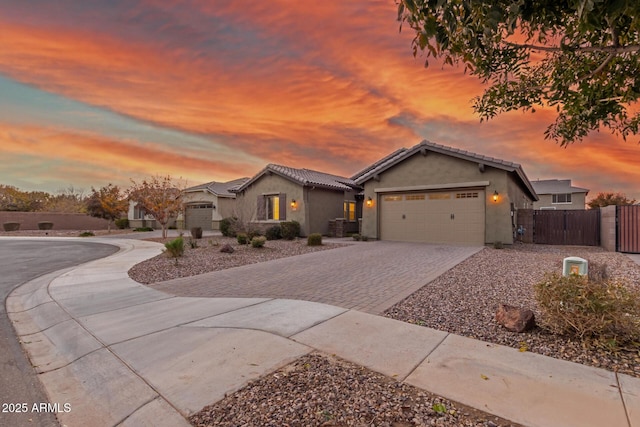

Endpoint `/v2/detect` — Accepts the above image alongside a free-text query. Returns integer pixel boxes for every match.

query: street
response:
[0,240,118,427]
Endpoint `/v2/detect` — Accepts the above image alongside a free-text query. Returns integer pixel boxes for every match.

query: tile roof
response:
[531,179,589,195]
[236,164,359,192]
[184,177,249,197]
[353,140,538,200]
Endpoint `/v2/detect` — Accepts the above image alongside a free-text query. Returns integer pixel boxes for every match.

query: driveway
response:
[150,241,483,314]
[0,239,119,427]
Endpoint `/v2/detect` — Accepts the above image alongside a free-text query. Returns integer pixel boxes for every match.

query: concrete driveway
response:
[151,241,482,314]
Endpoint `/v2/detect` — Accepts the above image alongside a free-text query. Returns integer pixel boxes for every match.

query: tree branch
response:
[504,41,640,54]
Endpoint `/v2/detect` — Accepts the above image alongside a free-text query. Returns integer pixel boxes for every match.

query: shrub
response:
[190,227,203,239]
[79,231,95,237]
[38,221,54,230]
[352,234,361,241]
[2,222,20,232]
[237,233,249,245]
[247,229,261,240]
[361,235,369,241]
[307,233,323,246]
[251,236,267,248]
[164,237,185,261]
[220,217,239,237]
[534,273,640,348]
[114,218,129,229]
[134,227,154,232]
[493,241,504,249]
[281,221,301,240]
[265,225,282,240]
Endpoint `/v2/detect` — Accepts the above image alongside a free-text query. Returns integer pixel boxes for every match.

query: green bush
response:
[281,221,301,240]
[251,236,267,248]
[237,233,249,245]
[38,221,54,230]
[79,231,95,237]
[220,217,238,237]
[265,225,282,240]
[133,227,154,232]
[307,233,323,246]
[534,273,640,348]
[2,222,20,232]
[352,234,361,241]
[361,235,369,241]
[164,237,185,261]
[114,218,129,229]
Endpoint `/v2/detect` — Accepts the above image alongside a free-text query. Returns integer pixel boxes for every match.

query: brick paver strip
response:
[149,242,482,314]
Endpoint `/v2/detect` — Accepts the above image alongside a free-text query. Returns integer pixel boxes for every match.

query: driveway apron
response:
[150,241,482,314]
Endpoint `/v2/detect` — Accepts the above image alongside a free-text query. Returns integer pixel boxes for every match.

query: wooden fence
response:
[516,209,600,246]
[618,205,640,253]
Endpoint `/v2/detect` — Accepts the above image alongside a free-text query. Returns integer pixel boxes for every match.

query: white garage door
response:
[185,204,213,230]
[380,190,485,245]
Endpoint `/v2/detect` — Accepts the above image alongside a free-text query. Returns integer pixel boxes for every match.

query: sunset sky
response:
[1,0,639,201]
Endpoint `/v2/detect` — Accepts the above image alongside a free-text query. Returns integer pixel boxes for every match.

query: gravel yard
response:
[190,352,519,427]
[128,236,344,284]
[384,243,640,378]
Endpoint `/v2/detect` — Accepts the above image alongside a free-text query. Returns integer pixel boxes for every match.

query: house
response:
[233,164,360,236]
[531,179,589,210]
[179,178,248,230]
[353,140,538,245]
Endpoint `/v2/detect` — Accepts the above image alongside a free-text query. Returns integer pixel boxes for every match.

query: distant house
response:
[353,140,538,245]
[180,178,248,230]
[531,179,589,210]
[233,164,360,236]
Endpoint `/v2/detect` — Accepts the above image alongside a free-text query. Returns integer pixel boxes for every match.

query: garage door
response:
[185,204,213,230]
[380,190,485,245]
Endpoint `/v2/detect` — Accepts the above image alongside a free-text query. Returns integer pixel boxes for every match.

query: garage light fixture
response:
[290,199,298,210]
[493,191,499,202]
[366,197,373,208]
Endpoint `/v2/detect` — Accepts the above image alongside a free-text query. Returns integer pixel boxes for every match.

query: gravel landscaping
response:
[190,352,519,427]
[384,243,640,378]
[128,236,344,284]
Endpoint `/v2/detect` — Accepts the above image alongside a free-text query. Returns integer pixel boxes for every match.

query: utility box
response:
[563,257,588,277]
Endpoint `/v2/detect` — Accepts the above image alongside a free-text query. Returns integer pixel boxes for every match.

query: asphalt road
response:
[0,240,119,427]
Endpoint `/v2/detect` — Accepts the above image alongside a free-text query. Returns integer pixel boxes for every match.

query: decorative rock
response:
[495,304,536,333]
[219,244,234,253]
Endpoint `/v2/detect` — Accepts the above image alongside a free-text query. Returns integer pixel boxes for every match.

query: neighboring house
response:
[531,179,589,210]
[180,178,248,230]
[353,140,538,245]
[127,200,162,229]
[233,164,361,236]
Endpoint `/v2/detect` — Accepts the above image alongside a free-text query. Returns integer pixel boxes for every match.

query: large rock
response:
[219,244,234,253]
[495,304,536,333]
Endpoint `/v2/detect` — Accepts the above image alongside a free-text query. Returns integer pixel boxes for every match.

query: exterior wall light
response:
[290,199,297,210]
[366,197,373,208]
[493,190,499,203]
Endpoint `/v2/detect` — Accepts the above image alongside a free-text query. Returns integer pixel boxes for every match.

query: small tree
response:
[128,175,184,238]
[86,184,129,231]
[587,192,637,209]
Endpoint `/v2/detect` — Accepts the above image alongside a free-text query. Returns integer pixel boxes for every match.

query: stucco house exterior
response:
[233,164,360,236]
[179,178,248,230]
[531,179,589,210]
[353,140,538,245]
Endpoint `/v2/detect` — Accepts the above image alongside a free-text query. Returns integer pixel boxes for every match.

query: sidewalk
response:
[6,237,640,427]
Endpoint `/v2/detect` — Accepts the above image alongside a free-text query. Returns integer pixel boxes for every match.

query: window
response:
[428,193,451,200]
[267,195,280,220]
[406,194,425,201]
[383,195,402,201]
[455,192,479,199]
[552,193,572,204]
[343,201,356,221]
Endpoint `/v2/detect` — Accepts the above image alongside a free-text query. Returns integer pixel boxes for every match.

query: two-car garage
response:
[378,190,486,245]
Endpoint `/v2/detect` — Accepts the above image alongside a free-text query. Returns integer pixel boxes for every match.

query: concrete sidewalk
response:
[5,237,640,427]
